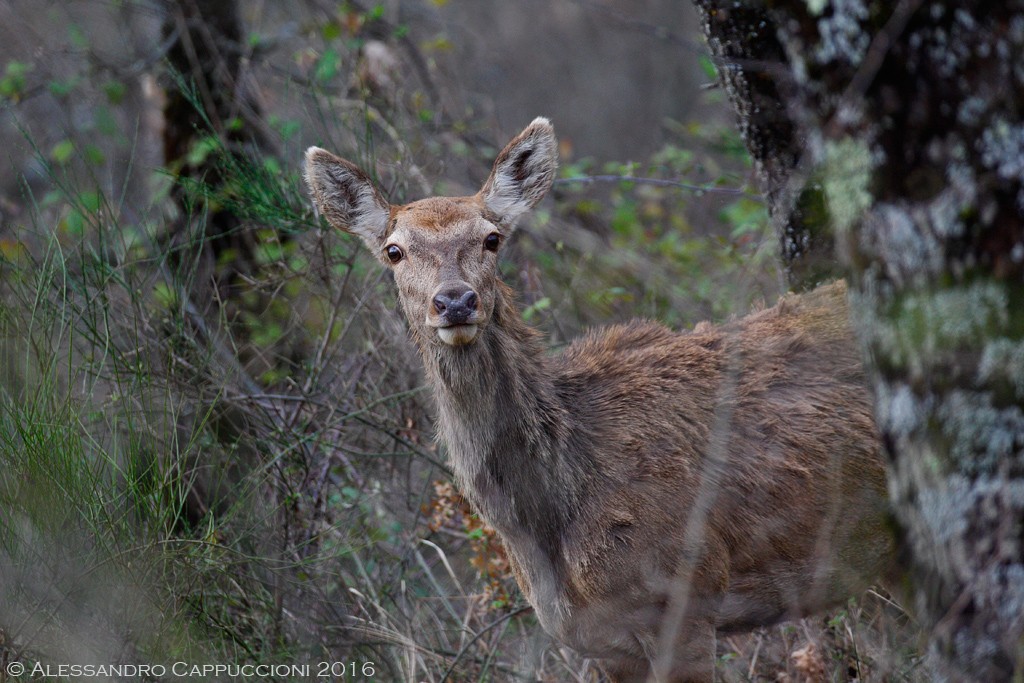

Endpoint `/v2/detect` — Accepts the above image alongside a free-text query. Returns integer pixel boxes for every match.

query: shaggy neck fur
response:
[419,282,593,575]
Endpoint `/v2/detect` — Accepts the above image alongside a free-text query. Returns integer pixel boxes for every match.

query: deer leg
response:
[648,619,717,683]
[602,621,716,683]
[602,655,650,683]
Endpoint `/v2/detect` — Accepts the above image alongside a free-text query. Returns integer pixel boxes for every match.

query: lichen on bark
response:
[821,137,874,235]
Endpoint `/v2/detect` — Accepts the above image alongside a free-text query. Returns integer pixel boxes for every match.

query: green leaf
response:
[255,240,284,265]
[522,297,551,322]
[51,139,75,164]
[252,322,284,347]
[698,54,718,81]
[611,200,640,236]
[314,47,341,83]
[186,136,220,166]
[64,209,86,236]
[152,282,178,310]
[720,198,768,238]
[47,78,76,98]
[276,118,301,141]
[102,80,126,104]
[78,191,102,213]
[321,22,341,41]
[83,144,105,166]
[94,106,119,136]
[67,24,89,50]
[262,157,281,175]
[0,60,30,101]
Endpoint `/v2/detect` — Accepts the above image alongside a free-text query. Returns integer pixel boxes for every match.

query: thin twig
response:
[554,174,759,199]
[440,605,533,682]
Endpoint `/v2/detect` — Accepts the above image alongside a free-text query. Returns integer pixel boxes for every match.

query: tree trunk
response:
[161,0,276,302]
[692,1,836,290]
[692,1,1024,680]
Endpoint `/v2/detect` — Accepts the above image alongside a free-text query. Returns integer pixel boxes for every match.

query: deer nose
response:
[432,288,478,325]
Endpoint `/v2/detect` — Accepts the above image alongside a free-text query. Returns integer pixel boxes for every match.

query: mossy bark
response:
[692,1,1024,679]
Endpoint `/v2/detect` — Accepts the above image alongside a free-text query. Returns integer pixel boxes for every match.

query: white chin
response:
[437,324,479,346]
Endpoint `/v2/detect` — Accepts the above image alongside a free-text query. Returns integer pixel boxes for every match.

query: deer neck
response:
[420,282,586,570]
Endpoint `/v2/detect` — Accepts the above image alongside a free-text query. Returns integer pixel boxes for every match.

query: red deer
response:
[304,118,895,682]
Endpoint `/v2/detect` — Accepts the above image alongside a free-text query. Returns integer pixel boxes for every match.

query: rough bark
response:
[693,1,835,290]
[692,1,1024,680]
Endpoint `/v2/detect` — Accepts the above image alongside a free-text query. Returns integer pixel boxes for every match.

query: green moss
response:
[795,181,830,233]
[790,181,842,283]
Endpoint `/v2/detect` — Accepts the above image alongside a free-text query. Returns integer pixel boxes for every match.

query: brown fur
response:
[304,119,895,683]
[389,196,487,234]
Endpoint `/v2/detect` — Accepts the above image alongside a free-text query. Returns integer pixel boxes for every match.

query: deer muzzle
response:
[431,286,481,346]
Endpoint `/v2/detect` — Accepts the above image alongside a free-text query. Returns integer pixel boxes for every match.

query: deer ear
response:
[479,117,558,226]
[304,147,391,247]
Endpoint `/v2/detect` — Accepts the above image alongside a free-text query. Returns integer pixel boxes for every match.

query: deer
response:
[304,118,896,682]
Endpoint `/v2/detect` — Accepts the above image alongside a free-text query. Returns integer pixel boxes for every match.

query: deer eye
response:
[484,232,501,252]
[385,244,404,263]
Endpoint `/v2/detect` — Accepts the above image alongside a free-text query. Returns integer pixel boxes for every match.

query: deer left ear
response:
[478,117,558,226]
[304,147,391,250]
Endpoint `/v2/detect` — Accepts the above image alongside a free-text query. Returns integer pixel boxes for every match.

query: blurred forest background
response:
[0,1,922,681]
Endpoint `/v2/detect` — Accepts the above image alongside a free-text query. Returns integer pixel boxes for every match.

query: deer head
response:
[304,118,558,348]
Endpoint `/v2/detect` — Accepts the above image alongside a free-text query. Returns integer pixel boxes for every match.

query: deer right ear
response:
[304,147,391,248]
[479,117,558,226]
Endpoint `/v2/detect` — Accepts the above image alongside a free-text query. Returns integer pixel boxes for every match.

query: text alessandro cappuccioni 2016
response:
[9,660,377,678]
